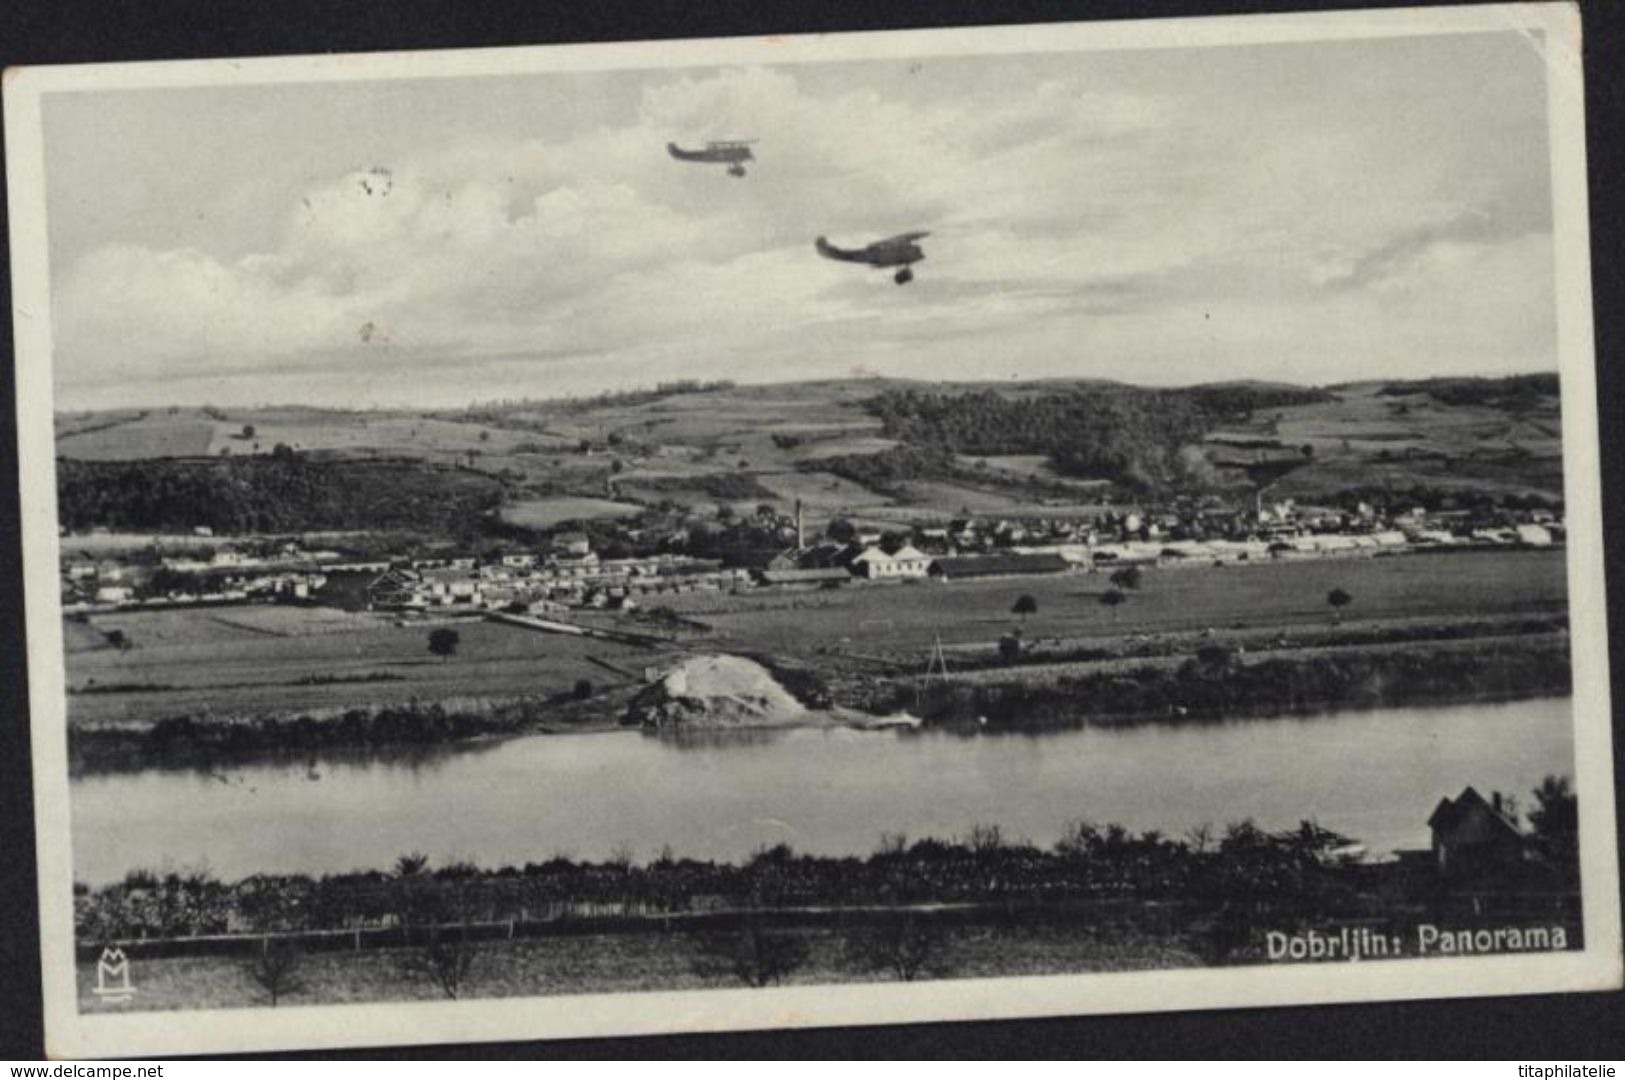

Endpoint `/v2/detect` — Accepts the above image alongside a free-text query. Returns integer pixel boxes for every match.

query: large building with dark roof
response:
[927,553,1072,580]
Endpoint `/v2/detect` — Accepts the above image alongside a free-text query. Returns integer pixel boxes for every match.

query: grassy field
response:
[62,549,1567,729]
[792,436,902,460]
[753,470,896,513]
[76,605,385,649]
[56,415,216,459]
[954,454,1114,489]
[65,606,678,727]
[498,497,644,529]
[654,549,1568,658]
[78,919,1200,1013]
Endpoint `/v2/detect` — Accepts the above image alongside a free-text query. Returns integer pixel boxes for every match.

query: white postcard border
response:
[6,1,1619,1058]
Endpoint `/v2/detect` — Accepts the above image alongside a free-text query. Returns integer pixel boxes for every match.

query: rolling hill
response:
[54,374,1564,537]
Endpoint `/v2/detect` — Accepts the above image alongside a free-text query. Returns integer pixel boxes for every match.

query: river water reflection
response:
[70,697,1573,884]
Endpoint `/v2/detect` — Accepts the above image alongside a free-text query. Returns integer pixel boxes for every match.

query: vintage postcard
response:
[6,1,1619,1058]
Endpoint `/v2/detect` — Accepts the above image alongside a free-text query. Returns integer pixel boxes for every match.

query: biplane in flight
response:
[814,231,931,285]
[666,139,757,177]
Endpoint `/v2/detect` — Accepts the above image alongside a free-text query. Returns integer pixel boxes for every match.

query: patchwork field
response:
[1238,382,1564,501]
[54,377,1567,537]
[56,407,543,464]
[65,607,678,727]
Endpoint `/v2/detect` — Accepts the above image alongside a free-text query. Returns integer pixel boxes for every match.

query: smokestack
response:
[795,499,804,549]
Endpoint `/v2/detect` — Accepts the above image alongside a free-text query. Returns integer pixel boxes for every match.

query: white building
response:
[849,544,932,579]
[1515,524,1554,547]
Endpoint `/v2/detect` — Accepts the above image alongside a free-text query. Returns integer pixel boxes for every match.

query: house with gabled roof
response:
[1428,786,1527,877]
[849,544,931,579]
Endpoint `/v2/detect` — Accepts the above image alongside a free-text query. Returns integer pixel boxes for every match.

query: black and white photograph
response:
[4,0,1620,1058]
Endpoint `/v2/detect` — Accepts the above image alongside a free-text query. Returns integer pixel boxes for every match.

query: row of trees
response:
[107,777,1582,1005]
[895,636,1572,730]
[73,698,563,767]
[1376,374,1559,409]
[243,905,952,1006]
[79,775,1580,952]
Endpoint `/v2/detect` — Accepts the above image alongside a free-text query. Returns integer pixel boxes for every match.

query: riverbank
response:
[887,635,1572,732]
[67,626,1570,769]
[74,803,1581,1012]
[76,789,1580,943]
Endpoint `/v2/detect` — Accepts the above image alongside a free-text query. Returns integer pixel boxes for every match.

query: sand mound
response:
[628,654,809,729]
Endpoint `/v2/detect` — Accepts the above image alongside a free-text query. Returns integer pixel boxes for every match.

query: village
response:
[59,492,1565,620]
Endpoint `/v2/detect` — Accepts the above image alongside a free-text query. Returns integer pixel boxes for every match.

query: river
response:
[69,697,1573,884]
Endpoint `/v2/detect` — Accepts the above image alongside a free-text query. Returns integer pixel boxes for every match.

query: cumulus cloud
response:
[45,37,1558,408]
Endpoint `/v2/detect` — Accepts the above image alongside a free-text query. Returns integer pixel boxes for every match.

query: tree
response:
[843,912,951,982]
[241,424,256,440]
[1527,774,1578,867]
[1326,587,1353,622]
[245,937,304,1007]
[411,924,480,1000]
[966,822,1005,858]
[1012,594,1038,623]
[427,628,460,662]
[1110,565,1143,590]
[1099,587,1127,609]
[998,633,1022,665]
[394,852,429,878]
[693,917,809,988]
[572,678,594,700]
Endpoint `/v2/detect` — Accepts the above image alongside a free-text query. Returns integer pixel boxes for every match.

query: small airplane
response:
[815,231,931,285]
[667,139,757,177]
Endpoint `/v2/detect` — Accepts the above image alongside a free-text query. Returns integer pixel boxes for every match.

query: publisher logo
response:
[92,946,136,1003]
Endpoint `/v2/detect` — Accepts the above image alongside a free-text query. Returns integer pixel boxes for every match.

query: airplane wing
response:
[882,230,931,244]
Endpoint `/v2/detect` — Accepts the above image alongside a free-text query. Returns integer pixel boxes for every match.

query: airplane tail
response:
[815,236,860,262]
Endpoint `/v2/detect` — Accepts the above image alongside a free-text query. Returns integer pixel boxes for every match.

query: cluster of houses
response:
[340,535,755,615]
[59,494,1565,616]
[60,541,341,612]
[910,498,1562,555]
[749,496,1562,585]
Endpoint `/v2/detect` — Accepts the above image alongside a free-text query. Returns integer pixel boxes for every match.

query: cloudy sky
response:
[43,29,1556,410]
